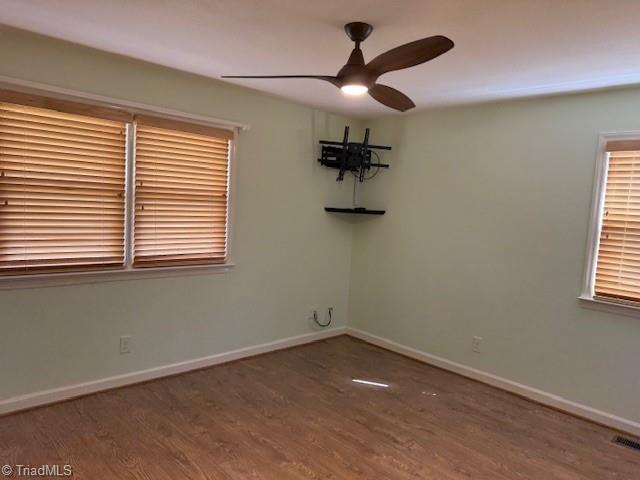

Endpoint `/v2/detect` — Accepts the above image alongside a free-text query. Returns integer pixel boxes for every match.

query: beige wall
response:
[0,27,358,400]
[350,87,640,423]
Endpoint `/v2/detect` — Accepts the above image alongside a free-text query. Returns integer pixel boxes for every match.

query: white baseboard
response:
[4,325,639,438]
[0,327,346,416]
[346,327,640,437]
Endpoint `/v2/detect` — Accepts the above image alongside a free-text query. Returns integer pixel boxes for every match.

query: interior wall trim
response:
[346,327,640,437]
[0,74,250,131]
[0,327,346,416]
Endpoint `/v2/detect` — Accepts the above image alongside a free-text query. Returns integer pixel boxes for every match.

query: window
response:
[0,89,233,281]
[0,96,128,275]
[133,117,230,267]
[583,135,640,307]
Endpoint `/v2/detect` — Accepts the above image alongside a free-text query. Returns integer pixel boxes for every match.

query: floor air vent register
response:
[613,435,640,451]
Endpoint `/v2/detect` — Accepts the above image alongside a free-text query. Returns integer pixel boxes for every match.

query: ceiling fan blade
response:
[369,84,415,112]
[221,75,341,87]
[366,36,454,76]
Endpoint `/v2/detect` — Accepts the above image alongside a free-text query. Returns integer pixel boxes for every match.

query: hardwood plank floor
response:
[1,336,638,479]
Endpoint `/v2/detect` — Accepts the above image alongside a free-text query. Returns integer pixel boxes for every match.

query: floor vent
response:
[613,435,640,451]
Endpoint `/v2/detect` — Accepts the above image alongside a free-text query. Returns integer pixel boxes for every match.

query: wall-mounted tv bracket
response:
[319,126,391,215]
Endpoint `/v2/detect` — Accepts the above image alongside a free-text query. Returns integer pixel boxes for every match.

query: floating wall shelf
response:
[324,207,385,215]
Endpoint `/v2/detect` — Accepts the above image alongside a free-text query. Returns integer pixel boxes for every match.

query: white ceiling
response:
[1,0,640,118]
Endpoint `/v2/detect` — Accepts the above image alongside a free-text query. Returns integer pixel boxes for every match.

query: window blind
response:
[594,140,640,302]
[0,100,127,275]
[133,117,231,267]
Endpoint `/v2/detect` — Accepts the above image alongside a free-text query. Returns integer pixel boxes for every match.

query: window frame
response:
[580,131,640,315]
[0,79,244,289]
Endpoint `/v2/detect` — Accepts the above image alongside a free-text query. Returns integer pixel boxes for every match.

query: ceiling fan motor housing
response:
[337,63,374,89]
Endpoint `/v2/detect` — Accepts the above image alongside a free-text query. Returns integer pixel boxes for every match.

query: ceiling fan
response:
[222,22,454,112]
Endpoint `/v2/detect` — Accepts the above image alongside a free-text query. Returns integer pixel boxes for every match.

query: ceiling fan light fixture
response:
[341,84,369,96]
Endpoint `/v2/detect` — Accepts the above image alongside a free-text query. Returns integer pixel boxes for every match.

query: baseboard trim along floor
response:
[3,324,639,439]
[346,327,640,438]
[0,326,347,416]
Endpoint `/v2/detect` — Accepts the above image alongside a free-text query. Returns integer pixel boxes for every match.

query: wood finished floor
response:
[1,336,638,479]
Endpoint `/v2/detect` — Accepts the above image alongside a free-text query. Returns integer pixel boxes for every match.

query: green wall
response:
[2,25,640,427]
[0,26,358,400]
[350,87,640,422]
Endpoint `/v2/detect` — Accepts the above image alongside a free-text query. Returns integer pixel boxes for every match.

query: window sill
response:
[578,294,640,318]
[0,263,235,290]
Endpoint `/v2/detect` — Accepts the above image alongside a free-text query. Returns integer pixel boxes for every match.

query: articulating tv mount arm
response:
[318,126,390,182]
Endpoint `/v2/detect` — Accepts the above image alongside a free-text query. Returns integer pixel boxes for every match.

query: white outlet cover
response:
[472,336,483,353]
[120,336,132,354]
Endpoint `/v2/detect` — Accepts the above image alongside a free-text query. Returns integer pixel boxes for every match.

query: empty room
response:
[1,1,640,478]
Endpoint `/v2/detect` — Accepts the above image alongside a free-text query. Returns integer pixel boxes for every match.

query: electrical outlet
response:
[472,336,483,354]
[309,306,318,322]
[120,335,132,354]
